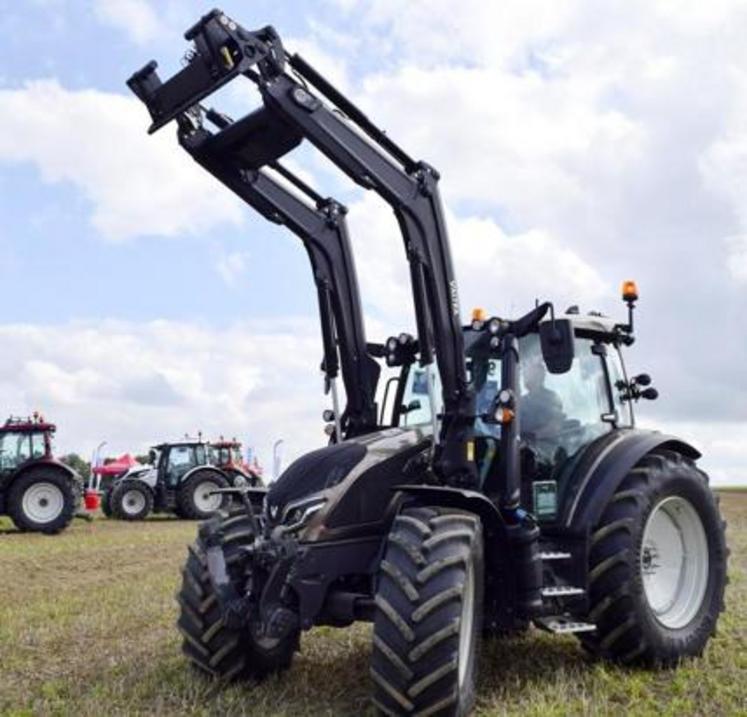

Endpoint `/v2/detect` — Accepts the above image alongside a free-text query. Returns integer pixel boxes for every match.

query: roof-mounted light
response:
[621,280,638,303]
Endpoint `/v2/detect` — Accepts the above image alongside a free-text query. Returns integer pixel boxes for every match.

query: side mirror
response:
[640,387,658,400]
[399,399,422,415]
[633,373,651,386]
[539,319,575,374]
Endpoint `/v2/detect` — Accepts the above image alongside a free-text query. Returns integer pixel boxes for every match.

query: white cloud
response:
[0,80,244,240]
[0,319,333,472]
[92,0,159,44]
[724,235,747,282]
[356,63,644,224]
[215,250,250,287]
[346,193,607,330]
[638,419,747,487]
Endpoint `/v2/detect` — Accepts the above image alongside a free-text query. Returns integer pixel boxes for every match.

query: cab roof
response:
[0,416,56,435]
[150,440,209,450]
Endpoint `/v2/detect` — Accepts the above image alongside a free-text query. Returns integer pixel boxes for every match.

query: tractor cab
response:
[210,439,243,471]
[0,415,54,478]
[155,441,210,489]
[390,301,654,524]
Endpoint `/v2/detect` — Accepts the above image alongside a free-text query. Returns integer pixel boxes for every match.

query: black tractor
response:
[0,414,82,533]
[130,12,728,716]
[106,439,232,521]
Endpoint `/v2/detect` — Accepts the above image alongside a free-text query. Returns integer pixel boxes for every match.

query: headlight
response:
[233,474,247,487]
[282,496,327,532]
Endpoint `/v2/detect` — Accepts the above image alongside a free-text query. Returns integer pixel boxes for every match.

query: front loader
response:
[129,11,728,716]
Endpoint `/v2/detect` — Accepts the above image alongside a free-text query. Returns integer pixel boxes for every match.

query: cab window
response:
[400,367,442,428]
[31,432,46,459]
[607,348,633,427]
[519,334,611,463]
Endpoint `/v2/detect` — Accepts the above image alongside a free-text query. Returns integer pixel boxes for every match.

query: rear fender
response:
[180,465,227,485]
[16,459,81,485]
[562,429,700,531]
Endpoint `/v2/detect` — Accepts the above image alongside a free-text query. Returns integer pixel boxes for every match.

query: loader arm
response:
[128,9,476,485]
[178,113,379,438]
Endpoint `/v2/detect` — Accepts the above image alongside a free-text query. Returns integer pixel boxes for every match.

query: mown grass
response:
[0,492,745,716]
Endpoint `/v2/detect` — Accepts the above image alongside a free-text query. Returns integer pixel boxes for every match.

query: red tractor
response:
[211,438,264,487]
[0,414,82,533]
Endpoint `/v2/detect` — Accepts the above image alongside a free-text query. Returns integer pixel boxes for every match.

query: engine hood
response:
[264,426,432,533]
[266,442,367,517]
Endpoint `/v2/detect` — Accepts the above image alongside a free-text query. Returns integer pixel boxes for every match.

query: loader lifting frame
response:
[128,9,476,485]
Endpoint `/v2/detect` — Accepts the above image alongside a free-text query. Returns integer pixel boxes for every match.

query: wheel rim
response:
[122,489,146,515]
[640,495,709,629]
[458,557,476,689]
[22,482,64,524]
[194,481,222,513]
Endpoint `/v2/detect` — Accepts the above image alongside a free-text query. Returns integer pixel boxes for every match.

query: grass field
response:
[1,491,745,717]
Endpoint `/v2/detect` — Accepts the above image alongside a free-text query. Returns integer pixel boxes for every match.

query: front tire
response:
[176,470,230,520]
[111,479,154,521]
[7,468,78,534]
[176,507,298,679]
[371,507,484,716]
[579,450,727,666]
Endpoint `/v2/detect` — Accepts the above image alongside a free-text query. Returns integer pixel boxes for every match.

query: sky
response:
[0,0,745,484]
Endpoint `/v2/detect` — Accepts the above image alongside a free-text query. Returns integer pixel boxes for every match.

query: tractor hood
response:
[264,426,431,539]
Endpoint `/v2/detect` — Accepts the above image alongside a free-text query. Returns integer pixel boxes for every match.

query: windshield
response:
[398,328,615,451]
[398,333,498,431]
[0,432,31,470]
[210,446,241,465]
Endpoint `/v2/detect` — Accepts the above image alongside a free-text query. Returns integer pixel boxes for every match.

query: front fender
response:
[562,428,700,530]
[395,484,508,552]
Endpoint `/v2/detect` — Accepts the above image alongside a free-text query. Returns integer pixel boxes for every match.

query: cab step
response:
[541,585,585,597]
[539,551,572,561]
[535,616,596,634]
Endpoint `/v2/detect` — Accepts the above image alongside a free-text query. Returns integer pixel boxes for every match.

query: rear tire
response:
[371,507,484,717]
[579,450,727,666]
[176,470,230,520]
[111,479,153,521]
[7,468,78,534]
[176,507,299,679]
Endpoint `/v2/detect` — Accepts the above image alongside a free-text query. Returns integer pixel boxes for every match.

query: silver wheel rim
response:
[458,557,476,689]
[194,481,222,513]
[22,482,64,524]
[122,489,146,516]
[641,496,709,629]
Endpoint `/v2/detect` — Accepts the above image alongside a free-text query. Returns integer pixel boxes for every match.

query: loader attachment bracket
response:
[127,9,284,134]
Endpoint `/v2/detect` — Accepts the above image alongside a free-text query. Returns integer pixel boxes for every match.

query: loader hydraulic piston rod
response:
[128,10,476,484]
[179,118,379,438]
